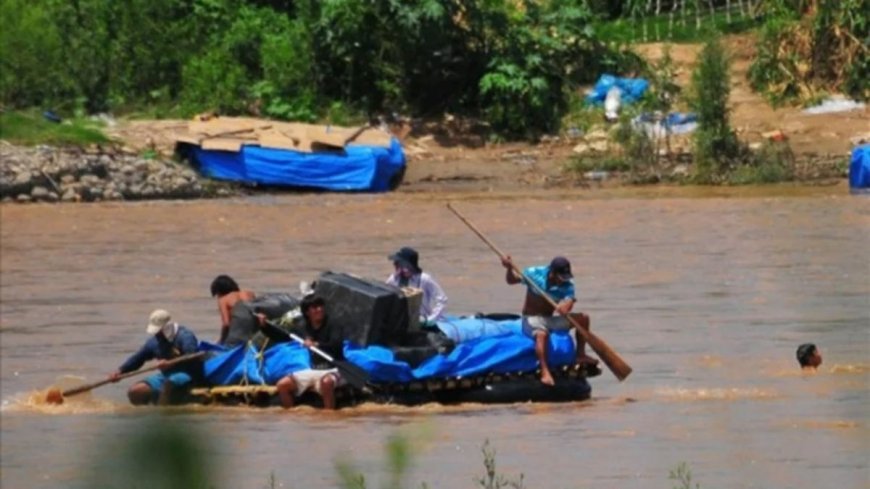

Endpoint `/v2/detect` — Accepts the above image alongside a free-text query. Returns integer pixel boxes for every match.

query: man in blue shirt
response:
[501,255,598,386]
[109,309,204,405]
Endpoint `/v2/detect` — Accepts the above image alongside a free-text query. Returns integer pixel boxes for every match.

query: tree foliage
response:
[0,0,638,139]
[689,36,740,180]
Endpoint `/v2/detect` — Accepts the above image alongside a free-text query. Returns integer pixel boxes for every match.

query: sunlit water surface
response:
[1,187,868,489]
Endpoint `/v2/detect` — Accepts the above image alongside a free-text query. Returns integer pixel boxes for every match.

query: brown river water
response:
[1,186,868,489]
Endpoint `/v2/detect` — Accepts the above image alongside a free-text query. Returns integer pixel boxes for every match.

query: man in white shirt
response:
[386,246,448,324]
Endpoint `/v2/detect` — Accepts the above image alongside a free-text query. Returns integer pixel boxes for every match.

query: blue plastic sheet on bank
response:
[850,144,870,192]
[585,74,649,106]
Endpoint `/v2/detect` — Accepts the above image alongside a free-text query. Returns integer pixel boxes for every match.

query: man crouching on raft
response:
[258,295,346,410]
[109,309,205,405]
[501,255,599,386]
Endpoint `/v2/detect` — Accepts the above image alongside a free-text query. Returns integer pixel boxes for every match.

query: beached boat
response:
[183,272,599,408]
[174,117,406,192]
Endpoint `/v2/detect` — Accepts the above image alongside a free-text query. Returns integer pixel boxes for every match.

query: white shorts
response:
[522,315,573,336]
[291,368,345,396]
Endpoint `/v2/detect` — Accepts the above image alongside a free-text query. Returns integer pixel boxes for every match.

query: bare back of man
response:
[218,290,255,344]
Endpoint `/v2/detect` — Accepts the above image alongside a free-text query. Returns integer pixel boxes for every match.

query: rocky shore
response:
[0,144,235,203]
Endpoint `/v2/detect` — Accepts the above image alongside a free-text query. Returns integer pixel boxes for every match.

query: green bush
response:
[688,36,740,180]
[0,0,75,109]
[749,1,868,104]
[181,48,250,116]
[730,140,795,184]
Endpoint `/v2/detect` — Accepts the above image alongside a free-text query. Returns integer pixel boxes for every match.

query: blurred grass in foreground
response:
[0,110,111,146]
[85,416,702,488]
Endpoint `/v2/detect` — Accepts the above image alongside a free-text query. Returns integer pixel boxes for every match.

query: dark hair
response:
[300,295,326,314]
[210,275,240,297]
[796,343,817,367]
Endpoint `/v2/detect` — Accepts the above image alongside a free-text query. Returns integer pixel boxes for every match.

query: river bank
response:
[0,137,852,204]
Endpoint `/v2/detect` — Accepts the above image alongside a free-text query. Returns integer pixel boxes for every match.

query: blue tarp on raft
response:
[850,144,870,191]
[190,137,406,192]
[200,324,579,385]
[434,315,522,343]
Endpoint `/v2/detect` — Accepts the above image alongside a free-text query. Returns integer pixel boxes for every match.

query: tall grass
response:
[0,111,111,146]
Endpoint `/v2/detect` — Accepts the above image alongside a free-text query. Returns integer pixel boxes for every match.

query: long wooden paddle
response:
[287,332,372,391]
[45,351,206,404]
[446,203,633,381]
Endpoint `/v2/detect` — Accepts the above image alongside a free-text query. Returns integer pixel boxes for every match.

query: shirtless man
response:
[210,275,256,345]
[501,255,598,386]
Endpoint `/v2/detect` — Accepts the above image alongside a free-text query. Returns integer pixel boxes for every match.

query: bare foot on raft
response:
[540,372,555,386]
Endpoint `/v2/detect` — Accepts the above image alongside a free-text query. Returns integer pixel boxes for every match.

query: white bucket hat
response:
[145,309,171,335]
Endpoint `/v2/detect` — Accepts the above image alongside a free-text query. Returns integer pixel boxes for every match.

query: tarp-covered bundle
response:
[850,144,870,191]
[200,316,580,386]
[585,74,649,106]
[174,117,406,192]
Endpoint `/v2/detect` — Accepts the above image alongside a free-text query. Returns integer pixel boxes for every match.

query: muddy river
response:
[1,186,867,489]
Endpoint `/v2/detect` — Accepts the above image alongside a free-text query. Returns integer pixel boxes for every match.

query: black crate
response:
[314,271,410,346]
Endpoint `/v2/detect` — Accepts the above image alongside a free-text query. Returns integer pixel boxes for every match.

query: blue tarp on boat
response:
[200,324,579,385]
[189,137,406,192]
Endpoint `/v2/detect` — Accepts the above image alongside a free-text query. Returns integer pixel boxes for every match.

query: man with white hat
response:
[386,246,448,324]
[109,309,204,405]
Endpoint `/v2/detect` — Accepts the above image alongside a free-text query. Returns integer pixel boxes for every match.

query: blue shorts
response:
[142,372,192,402]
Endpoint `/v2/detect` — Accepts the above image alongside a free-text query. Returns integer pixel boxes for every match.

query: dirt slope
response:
[633,33,868,156]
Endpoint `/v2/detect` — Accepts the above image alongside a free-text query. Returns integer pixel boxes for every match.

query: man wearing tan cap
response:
[109,309,204,405]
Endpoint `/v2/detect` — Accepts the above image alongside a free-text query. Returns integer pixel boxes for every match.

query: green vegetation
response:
[475,439,526,489]
[688,36,742,183]
[86,418,707,489]
[0,0,640,140]
[89,418,217,489]
[669,462,701,489]
[0,111,111,146]
[748,0,869,104]
[729,140,795,184]
[563,32,800,186]
[595,8,760,44]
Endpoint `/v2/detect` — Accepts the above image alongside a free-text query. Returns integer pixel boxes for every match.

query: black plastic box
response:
[314,271,411,346]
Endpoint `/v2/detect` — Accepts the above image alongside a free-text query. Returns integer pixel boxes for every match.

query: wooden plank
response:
[191,385,278,396]
[306,126,348,150]
[201,138,247,152]
[258,130,301,151]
